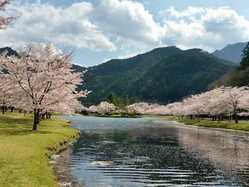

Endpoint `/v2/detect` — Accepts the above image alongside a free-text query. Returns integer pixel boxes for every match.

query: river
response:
[64,115,249,187]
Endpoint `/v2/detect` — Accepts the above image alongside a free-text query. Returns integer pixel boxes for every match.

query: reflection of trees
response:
[72,126,220,185]
[70,118,249,186]
[177,126,249,184]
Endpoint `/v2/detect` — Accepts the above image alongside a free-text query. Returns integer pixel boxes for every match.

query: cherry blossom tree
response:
[201,88,229,119]
[85,102,116,114]
[96,101,116,114]
[165,102,184,116]
[240,90,249,114]
[222,87,249,123]
[145,104,169,115]
[127,102,169,115]
[0,43,87,130]
[163,87,249,123]
[0,74,16,114]
[0,0,14,29]
[127,102,152,114]
[88,105,98,113]
[123,87,249,121]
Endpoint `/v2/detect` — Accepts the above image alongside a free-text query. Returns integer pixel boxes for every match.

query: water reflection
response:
[65,115,249,187]
[176,124,249,186]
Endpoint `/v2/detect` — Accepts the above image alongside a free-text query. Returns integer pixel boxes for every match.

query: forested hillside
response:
[213,42,247,63]
[82,47,234,105]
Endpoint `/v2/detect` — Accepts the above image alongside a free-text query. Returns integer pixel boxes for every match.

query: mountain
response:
[83,47,182,104]
[0,47,19,57]
[213,42,247,64]
[72,64,86,73]
[83,47,234,105]
[224,43,249,87]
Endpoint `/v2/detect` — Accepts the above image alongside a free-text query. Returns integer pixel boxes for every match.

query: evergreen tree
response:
[240,42,249,69]
[107,94,129,109]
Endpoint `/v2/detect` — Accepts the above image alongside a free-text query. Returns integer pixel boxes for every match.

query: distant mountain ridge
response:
[213,42,248,63]
[217,42,249,87]
[83,46,234,105]
[0,47,19,57]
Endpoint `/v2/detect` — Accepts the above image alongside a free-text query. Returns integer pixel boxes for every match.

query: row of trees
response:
[127,102,166,115]
[166,87,249,123]
[127,87,249,123]
[0,44,87,130]
[87,101,116,114]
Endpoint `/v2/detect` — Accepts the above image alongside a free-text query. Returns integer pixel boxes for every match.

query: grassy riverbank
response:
[0,113,79,187]
[164,116,249,132]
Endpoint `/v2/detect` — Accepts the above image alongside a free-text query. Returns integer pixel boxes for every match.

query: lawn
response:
[163,116,249,132]
[0,112,79,187]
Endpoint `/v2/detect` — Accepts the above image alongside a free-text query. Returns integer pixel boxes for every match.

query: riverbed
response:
[64,115,249,187]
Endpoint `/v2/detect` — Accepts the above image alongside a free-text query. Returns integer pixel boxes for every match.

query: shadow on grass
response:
[0,114,54,136]
[0,114,31,125]
[0,129,53,136]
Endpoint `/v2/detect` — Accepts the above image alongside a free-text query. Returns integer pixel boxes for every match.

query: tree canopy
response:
[240,42,249,70]
[0,44,87,130]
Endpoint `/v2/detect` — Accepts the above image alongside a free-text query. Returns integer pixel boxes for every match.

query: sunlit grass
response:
[163,116,249,131]
[0,112,79,187]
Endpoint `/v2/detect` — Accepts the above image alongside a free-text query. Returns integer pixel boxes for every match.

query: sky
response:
[1,0,249,66]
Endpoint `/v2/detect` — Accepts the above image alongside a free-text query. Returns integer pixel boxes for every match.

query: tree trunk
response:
[33,109,40,131]
[2,106,5,115]
[46,112,52,119]
[233,113,239,124]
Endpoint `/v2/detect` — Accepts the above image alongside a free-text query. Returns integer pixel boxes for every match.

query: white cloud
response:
[1,1,249,57]
[160,6,249,51]
[91,0,164,45]
[0,2,116,51]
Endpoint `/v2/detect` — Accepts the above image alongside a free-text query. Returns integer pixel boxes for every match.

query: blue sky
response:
[1,0,249,66]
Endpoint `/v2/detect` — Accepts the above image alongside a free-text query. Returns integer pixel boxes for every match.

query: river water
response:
[64,115,249,187]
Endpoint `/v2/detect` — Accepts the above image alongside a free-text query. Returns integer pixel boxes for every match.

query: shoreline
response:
[52,146,82,187]
[81,114,141,118]
[0,113,81,187]
[159,116,249,134]
[51,120,82,187]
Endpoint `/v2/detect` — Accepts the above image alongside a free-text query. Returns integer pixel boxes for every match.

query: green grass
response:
[162,116,249,132]
[0,112,79,187]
